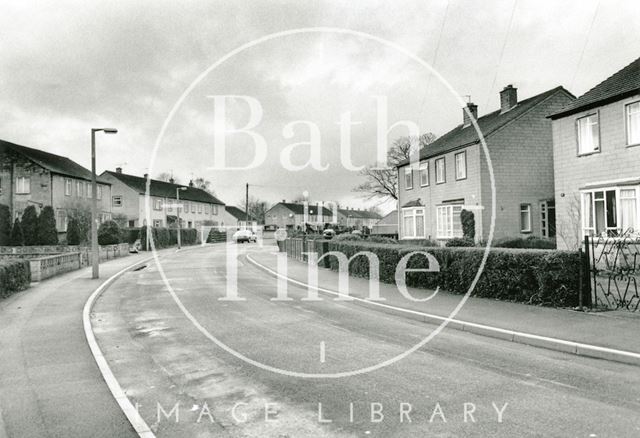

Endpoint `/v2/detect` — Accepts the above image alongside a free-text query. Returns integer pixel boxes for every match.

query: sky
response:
[1,0,639,213]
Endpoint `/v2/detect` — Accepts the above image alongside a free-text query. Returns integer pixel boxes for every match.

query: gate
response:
[585,229,640,311]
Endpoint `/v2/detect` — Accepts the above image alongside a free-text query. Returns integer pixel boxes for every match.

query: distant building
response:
[550,57,640,249]
[224,206,257,230]
[264,201,333,229]
[0,139,112,233]
[100,168,225,228]
[371,210,398,237]
[337,208,382,230]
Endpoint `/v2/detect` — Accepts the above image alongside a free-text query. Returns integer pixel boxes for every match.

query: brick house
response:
[264,201,333,230]
[396,85,575,242]
[336,208,382,230]
[550,57,640,250]
[100,168,225,229]
[0,139,112,234]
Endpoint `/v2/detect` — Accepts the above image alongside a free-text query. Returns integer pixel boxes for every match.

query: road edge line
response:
[82,256,157,438]
[246,253,640,367]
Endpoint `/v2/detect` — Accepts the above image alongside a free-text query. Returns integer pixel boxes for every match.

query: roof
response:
[225,206,248,220]
[376,210,398,225]
[551,57,640,119]
[0,139,109,183]
[269,202,333,216]
[397,86,574,166]
[338,208,382,219]
[102,171,224,204]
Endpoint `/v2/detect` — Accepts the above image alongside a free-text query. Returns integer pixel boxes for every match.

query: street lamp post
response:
[91,128,117,279]
[176,187,187,249]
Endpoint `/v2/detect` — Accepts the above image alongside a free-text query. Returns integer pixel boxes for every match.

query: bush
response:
[21,205,39,246]
[368,236,398,244]
[461,209,475,240]
[139,226,198,249]
[493,236,556,249]
[0,204,11,245]
[37,206,58,245]
[0,259,30,298]
[320,241,585,307]
[98,220,122,245]
[445,237,475,247]
[66,218,81,245]
[10,219,24,246]
[334,233,362,241]
[398,239,440,247]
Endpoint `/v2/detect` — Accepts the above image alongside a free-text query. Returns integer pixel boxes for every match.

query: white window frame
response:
[404,167,413,190]
[97,185,102,200]
[520,203,532,233]
[152,219,162,228]
[419,161,429,187]
[581,186,640,237]
[191,202,196,213]
[86,182,92,199]
[76,180,83,197]
[16,176,30,194]
[197,203,203,214]
[436,204,463,239]
[112,195,123,207]
[401,207,426,239]
[625,100,640,146]
[435,158,446,184]
[153,198,163,211]
[65,179,72,196]
[213,204,218,215]
[576,113,600,155]
[455,151,467,180]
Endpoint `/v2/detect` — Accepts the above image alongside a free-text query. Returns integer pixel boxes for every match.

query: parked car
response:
[233,229,257,243]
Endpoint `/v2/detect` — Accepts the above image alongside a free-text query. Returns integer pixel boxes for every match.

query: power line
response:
[570,0,601,91]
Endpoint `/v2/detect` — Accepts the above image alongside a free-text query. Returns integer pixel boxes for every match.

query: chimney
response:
[143,173,149,180]
[463,102,478,127]
[282,199,286,203]
[500,84,518,113]
[115,167,122,174]
[169,177,175,184]
[189,179,194,188]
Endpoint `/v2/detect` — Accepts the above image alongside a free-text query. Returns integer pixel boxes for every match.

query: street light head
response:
[103,128,118,134]
[179,187,188,191]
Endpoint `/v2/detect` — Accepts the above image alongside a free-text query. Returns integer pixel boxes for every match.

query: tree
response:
[156,172,177,183]
[353,133,437,200]
[98,220,122,245]
[10,218,24,246]
[66,217,81,245]
[0,204,11,245]
[21,205,39,245]
[237,197,269,224]
[37,206,58,245]
[461,209,475,240]
[65,202,92,245]
[193,177,216,196]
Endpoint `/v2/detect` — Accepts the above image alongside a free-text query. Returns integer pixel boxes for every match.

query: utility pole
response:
[245,183,249,228]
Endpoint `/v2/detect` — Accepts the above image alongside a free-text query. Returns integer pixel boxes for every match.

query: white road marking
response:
[320,341,326,363]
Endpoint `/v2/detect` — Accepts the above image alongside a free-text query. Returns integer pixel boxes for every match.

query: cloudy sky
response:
[1,0,639,212]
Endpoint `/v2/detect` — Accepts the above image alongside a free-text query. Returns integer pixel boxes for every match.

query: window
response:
[86,182,92,198]
[76,180,83,197]
[16,177,30,194]
[153,198,163,210]
[183,201,189,213]
[626,101,640,145]
[436,204,463,238]
[581,187,640,237]
[153,219,162,228]
[540,200,556,238]
[213,204,218,215]
[197,204,203,214]
[577,114,599,155]
[56,210,67,232]
[455,151,467,180]
[520,204,532,233]
[112,196,123,207]
[65,179,72,196]
[620,188,638,233]
[205,204,210,215]
[435,158,445,184]
[404,167,413,190]
[419,162,429,187]
[191,203,196,213]
[97,185,102,200]
[402,208,425,238]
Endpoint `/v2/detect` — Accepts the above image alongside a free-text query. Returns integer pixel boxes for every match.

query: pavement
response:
[0,250,167,438]
[248,248,640,362]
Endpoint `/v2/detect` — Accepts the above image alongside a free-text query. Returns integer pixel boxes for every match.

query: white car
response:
[232,229,257,243]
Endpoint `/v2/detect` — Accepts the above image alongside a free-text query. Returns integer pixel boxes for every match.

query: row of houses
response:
[0,140,250,235]
[395,56,640,250]
[263,201,382,231]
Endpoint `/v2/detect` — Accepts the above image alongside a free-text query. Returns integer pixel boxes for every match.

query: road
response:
[93,243,640,438]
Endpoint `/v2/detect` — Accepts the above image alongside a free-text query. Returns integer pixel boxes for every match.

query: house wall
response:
[265,204,299,228]
[100,174,140,226]
[553,93,640,249]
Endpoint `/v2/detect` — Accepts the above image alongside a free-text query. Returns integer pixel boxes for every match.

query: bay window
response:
[436,204,463,238]
[577,113,600,155]
[402,207,425,238]
[626,101,640,145]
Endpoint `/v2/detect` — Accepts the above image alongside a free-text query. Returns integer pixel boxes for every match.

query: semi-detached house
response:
[396,85,575,243]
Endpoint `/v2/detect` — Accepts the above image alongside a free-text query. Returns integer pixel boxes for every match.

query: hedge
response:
[322,241,588,307]
[0,259,30,298]
[139,226,198,249]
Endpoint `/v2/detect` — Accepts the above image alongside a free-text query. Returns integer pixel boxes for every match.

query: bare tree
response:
[238,196,270,224]
[193,177,216,196]
[557,194,582,250]
[353,133,436,200]
[156,172,178,183]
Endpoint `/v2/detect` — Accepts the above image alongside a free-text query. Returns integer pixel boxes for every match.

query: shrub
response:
[0,204,11,245]
[461,209,475,240]
[398,239,440,247]
[21,205,39,246]
[493,236,556,249]
[37,206,58,245]
[334,233,362,241]
[368,236,398,244]
[445,237,475,247]
[10,219,24,246]
[0,259,30,298]
[320,241,585,307]
[66,218,81,245]
[139,226,198,249]
[98,220,122,245]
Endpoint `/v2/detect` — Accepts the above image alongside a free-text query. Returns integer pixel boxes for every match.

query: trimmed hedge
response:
[98,220,122,245]
[139,226,198,249]
[493,236,556,249]
[0,259,30,298]
[323,241,587,307]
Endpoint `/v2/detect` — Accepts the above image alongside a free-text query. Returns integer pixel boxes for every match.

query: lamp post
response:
[176,187,187,249]
[91,128,117,279]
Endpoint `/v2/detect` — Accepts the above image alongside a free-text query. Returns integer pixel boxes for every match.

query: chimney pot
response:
[463,102,478,127]
[188,179,194,188]
[143,173,149,179]
[169,177,175,184]
[500,84,518,113]
[115,167,122,174]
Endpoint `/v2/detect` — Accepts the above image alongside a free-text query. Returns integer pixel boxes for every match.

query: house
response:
[371,210,398,237]
[224,206,258,230]
[0,139,112,233]
[337,208,382,230]
[100,168,225,228]
[264,201,333,230]
[550,57,640,250]
[396,85,575,242]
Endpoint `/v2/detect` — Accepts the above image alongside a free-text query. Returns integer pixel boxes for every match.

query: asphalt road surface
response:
[94,243,640,438]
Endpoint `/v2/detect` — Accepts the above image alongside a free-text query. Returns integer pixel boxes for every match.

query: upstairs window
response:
[76,180,83,197]
[626,101,640,145]
[112,196,123,207]
[65,179,72,196]
[213,204,218,215]
[97,185,102,200]
[419,162,429,187]
[16,177,30,194]
[86,182,92,198]
[435,158,446,184]
[197,203,203,214]
[153,198,163,210]
[455,151,467,180]
[404,167,413,190]
[577,114,599,155]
